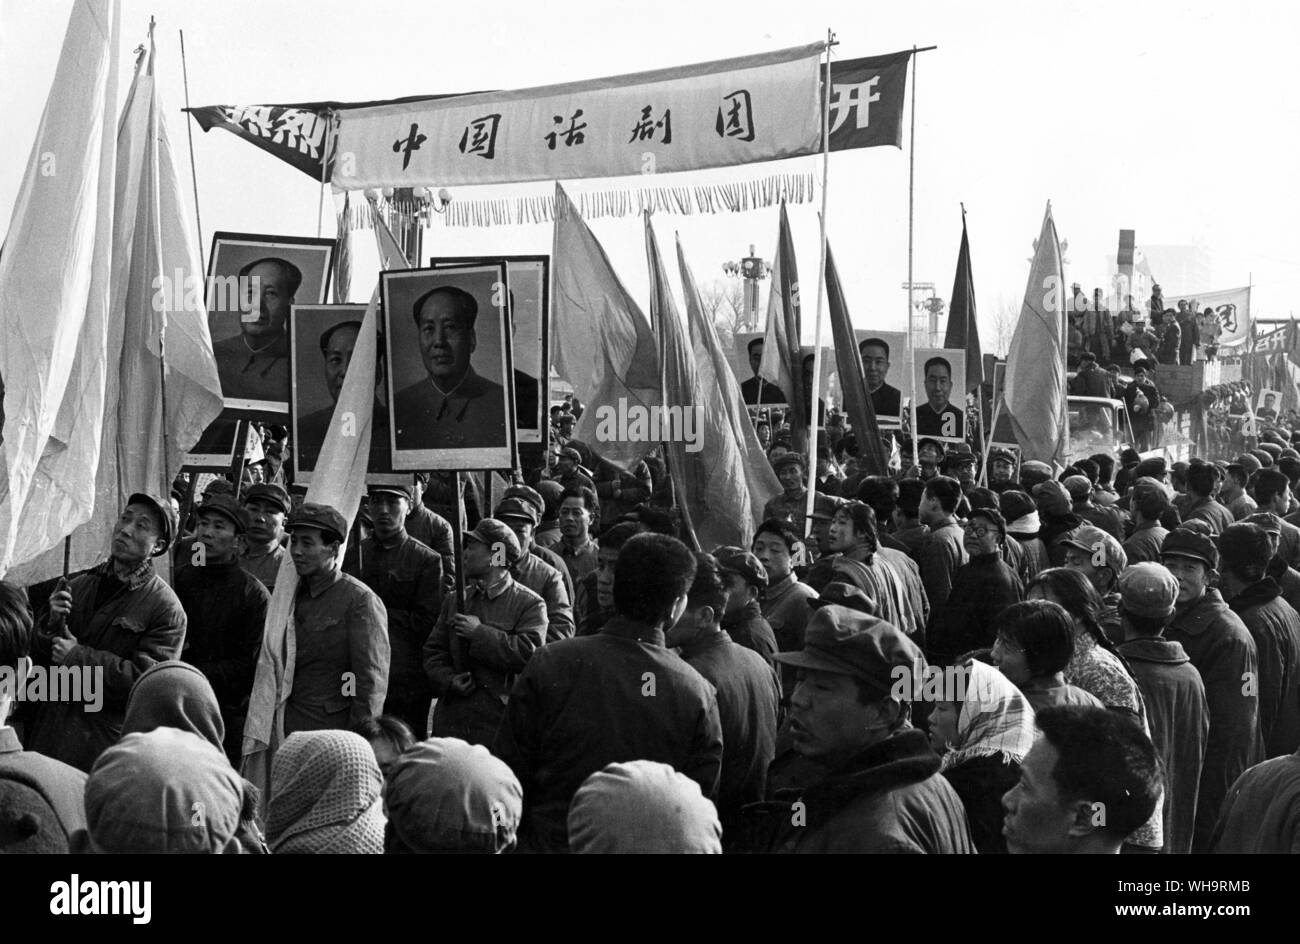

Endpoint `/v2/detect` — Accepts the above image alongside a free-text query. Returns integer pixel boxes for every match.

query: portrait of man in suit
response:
[390,283,508,452]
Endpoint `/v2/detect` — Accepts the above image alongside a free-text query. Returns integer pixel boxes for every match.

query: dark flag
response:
[944,209,983,390]
[825,242,888,475]
[825,50,913,151]
[758,203,807,451]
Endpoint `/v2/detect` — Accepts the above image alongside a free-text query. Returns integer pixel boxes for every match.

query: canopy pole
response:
[179,29,203,255]
[802,30,837,539]
[316,112,335,239]
[906,45,920,470]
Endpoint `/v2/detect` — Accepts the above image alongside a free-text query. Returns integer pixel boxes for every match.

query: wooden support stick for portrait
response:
[451,471,467,672]
[230,420,251,502]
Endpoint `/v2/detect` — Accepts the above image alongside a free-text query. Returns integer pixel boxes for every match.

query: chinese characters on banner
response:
[331,44,826,189]
[186,47,915,186]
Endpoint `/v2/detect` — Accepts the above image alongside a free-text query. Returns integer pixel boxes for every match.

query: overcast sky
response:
[3,0,1298,354]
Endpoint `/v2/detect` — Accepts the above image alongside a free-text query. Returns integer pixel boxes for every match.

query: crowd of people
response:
[5,379,1300,854]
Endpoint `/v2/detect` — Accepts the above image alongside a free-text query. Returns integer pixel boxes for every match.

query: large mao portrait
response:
[382,264,516,471]
[206,232,335,418]
[913,348,967,443]
[290,304,404,486]
[853,330,907,427]
[431,255,549,445]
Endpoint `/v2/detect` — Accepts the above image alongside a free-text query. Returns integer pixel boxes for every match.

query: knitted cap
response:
[268,730,384,855]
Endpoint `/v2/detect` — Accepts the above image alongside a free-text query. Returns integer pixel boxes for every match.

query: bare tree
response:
[985,291,1021,357]
[698,279,747,336]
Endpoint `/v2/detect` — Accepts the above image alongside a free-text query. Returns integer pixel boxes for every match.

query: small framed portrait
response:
[290,304,403,486]
[913,348,967,443]
[431,255,549,444]
[1256,388,1282,422]
[383,264,516,471]
[183,417,241,470]
[854,330,907,427]
[733,332,792,408]
[206,232,336,418]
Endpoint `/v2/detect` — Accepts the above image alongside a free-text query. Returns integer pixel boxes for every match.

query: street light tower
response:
[723,244,772,332]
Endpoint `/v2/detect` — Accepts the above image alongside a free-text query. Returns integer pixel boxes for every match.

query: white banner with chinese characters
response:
[1162,285,1252,348]
[332,43,825,189]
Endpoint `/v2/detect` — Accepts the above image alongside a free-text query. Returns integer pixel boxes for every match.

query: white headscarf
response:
[939,661,1037,772]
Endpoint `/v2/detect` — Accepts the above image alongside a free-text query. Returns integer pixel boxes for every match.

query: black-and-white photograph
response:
[433,255,548,445]
[206,231,335,417]
[383,263,515,470]
[6,0,1300,887]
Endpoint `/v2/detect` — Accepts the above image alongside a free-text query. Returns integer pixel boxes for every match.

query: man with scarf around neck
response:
[24,494,186,772]
[667,553,780,843]
[174,494,269,764]
[423,519,546,748]
[1001,490,1049,580]
[1218,523,1300,758]
[743,608,975,854]
[1160,527,1263,852]
[1032,479,1082,568]
[494,533,722,853]
[345,484,443,738]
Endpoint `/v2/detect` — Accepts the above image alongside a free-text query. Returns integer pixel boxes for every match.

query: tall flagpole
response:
[317,112,336,238]
[905,45,920,470]
[147,20,171,502]
[178,29,203,257]
[803,29,836,538]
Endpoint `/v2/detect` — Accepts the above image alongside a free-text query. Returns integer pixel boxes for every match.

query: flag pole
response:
[147,21,172,499]
[178,29,203,256]
[906,45,920,471]
[802,29,836,538]
[317,112,336,239]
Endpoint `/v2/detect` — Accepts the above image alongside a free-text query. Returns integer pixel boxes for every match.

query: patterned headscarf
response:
[268,731,384,854]
[939,661,1037,773]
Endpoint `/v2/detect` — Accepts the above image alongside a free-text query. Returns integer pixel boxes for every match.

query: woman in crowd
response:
[1025,568,1165,853]
[268,730,385,854]
[928,659,1036,854]
[991,600,1106,712]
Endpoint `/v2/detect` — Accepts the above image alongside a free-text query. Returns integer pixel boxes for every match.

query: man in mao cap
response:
[712,546,778,665]
[283,502,390,736]
[423,519,547,747]
[1115,562,1209,855]
[23,494,187,771]
[1160,527,1262,852]
[745,609,975,853]
[344,484,443,738]
[174,493,270,763]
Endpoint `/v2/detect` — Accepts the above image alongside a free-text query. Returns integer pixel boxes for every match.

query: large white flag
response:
[1005,203,1069,466]
[0,0,121,576]
[7,33,224,584]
